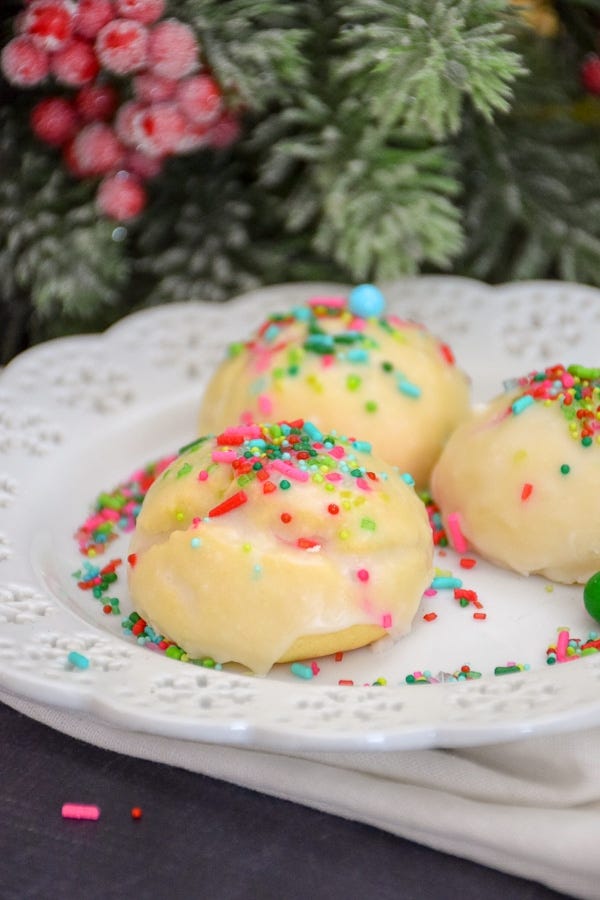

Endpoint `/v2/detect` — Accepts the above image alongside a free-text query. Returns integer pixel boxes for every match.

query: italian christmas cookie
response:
[128,420,434,674]
[430,364,600,584]
[198,286,471,489]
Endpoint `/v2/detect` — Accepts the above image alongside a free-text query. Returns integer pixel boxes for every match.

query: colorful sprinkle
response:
[62,803,100,821]
[67,651,90,670]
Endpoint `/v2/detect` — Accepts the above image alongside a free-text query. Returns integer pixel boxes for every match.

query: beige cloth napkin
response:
[3,687,598,899]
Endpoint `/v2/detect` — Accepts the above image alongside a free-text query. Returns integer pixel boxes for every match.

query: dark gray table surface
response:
[0,701,570,900]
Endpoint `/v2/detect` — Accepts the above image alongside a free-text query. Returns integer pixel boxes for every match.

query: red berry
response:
[125,149,163,178]
[1,35,49,86]
[75,82,119,121]
[177,74,222,125]
[133,101,188,156]
[115,0,164,25]
[30,96,78,145]
[72,122,124,175]
[207,111,240,149]
[148,19,198,80]
[62,137,87,176]
[95,18,149,74]
[97,171,146,220]
[581,54,600,95]
[115,99,145,146]
[133,72,177,103]
[22,0,74,52]
[51,38,100,85]
[177,120,211,153]
[73,0,114,40]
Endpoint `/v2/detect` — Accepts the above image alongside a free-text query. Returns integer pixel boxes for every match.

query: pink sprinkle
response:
[382,613,392,628]
[321,354,335,368]
[84,513,105,531]
[356,477,371,491]
[357,568,369,582]
[255,350,273,373]
[258,394,273,416]
[241,411,254,426]
[447,512,468,553]
[556,628,570,662]
[423,588,437,597]
[326,472,343,482]
[211,450,237,462]
[348,317,366,331]
[223,424,262,438]
[328,446,345,459]
[62,803,100,821]
[270,459,309,482]
[102,509,120,522]
[192,516,201,527]
[311,660,320,675]
[308,295,345,307]
[562,373,575,388]
[198,470,209,481]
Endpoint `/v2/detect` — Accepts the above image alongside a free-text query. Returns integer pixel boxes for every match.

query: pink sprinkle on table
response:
[62,803,100,821]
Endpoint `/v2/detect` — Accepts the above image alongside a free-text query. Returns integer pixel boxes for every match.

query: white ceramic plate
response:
[2,277,600,752]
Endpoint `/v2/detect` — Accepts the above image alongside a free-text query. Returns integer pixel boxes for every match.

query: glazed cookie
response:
[198,286,470,489]
[431,364,600,584]
[128,420,434,674]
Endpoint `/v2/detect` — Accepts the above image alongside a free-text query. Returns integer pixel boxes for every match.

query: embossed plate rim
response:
[1,276,600,752]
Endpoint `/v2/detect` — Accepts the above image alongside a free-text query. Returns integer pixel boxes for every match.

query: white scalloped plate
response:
[2,277,600,752]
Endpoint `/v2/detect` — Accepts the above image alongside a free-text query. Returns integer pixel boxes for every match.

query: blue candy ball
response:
[348,284,386,318]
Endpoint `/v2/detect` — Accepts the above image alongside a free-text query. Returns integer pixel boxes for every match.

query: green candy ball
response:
[583,572,600,623]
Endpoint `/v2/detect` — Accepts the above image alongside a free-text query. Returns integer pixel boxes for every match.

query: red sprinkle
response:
[459,557,477,569]
[131,807,143,820]
[334,651,344,662]
[473,612,487,620]
[454,588,478,603]
[127,553,137,567]
[338,679,354,686]
[521,482,533,501]
[280,512,292,524]
[297,537,320,550]
[216,432,244,445]
[208,490,248,516]
[423,612,437,622]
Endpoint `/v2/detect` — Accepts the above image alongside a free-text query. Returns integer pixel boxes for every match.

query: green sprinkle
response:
[346,374,362,391]
[178,436,209,455]
[361,517,376,531]
[280,479,291,490]
[560,464,571,474]
[365,400,378,413]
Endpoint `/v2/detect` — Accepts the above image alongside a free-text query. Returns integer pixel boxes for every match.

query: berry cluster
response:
[581,53,600,96]
[1,0,239,220]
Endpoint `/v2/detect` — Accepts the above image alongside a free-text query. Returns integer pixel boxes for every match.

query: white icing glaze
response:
[129,423,434,673]
[198,298,470,489]
[431,365,600,583]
